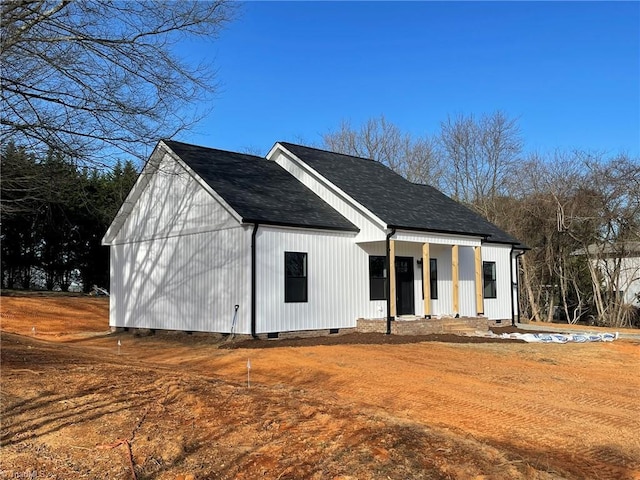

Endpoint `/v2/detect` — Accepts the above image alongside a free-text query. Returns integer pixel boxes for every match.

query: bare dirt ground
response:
[1,295,639,480]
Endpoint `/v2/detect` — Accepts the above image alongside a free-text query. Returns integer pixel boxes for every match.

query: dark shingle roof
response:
[163,140,358,232]
[279,142,522,245]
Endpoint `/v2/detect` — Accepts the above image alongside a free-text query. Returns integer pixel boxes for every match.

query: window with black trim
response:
[429,258,438,299]
[483,261,497,299]
[285,252,307,303]
[421,258,439,300]
[369,256,387,300]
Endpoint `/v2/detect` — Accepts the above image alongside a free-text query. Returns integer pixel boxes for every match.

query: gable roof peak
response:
[162,139,358,232]
[275,141,523,246]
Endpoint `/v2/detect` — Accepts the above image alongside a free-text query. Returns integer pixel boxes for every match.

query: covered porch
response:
[359,231,491,322]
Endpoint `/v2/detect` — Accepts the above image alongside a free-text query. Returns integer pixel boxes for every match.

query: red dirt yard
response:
[1,294,639,480]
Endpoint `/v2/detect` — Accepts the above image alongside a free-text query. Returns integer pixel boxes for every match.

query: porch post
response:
[422,243,431,317]
[389,239,397,318]
[452,244,459,315]
[475,246,484,315]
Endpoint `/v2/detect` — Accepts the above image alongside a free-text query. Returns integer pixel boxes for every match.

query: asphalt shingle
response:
[164,140,358,232]
[279,142,522,245]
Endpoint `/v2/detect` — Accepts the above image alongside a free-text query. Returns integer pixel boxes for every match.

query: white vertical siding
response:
[255,227,366,333]
[458,246,477,317]
[112,152,237,244]
[358,242,390,319]
[110,226,251,333]
[108,151,252,333]
[269,150,386,242]
[481,244,513,320]
[430,244,453,317]
[512,254,520,321]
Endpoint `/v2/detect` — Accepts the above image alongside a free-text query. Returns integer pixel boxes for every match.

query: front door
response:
[395,256,415,316]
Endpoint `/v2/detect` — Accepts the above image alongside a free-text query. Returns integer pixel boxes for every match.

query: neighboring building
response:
[578,242,640,306]
[102,140,526,336]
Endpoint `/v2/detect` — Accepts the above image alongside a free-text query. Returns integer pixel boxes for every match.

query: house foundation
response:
[356,316,500,335]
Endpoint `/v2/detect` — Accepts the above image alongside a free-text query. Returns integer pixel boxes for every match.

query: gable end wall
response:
[109,152,252,334]
[270,149,386,242]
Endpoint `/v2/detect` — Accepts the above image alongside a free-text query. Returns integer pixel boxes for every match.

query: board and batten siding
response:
[481,243,514,320]
[269,149,386,242]
[110,227,250,333]
[112,152,239,243]
[255,226,367,333]
[108,151,252,334]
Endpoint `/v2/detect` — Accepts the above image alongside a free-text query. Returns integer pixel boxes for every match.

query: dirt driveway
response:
[1,295,639,479]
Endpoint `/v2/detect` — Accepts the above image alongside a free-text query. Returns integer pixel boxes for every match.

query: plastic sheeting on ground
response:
[492,332,619,343]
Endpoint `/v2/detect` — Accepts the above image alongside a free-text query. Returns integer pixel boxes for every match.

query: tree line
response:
[1,1,233,292]
[323,113,640,328]
[1,142,137,292]
[2,111,638,328]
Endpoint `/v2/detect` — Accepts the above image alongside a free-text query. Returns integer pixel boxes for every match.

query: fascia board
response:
[102,142,165,245]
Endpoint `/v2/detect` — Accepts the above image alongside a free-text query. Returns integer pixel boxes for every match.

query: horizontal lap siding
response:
[601,257,640,305]
[255,227,365,333]
[394,231,481,247]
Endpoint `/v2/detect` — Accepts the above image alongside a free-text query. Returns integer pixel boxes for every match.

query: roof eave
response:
[388,224,526,247]
[388,224,488,239]
[243,218,359,233]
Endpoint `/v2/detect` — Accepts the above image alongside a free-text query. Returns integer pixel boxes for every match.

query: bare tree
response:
[500,150,640,327]
[439,111,522,221]
[1,0,235,164]
[564,156,640,327]
[322,115,443,185]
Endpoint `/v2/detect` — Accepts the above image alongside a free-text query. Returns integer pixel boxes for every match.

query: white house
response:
[102,140,526,337]
[581,242,640,307]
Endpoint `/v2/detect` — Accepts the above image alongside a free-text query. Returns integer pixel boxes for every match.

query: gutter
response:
[510,247,526,326]
[386,227,396,335]
[251,223,259,338]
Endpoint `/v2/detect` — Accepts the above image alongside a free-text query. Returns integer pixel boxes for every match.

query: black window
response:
[285,252,307,303]
[369,255,387,300]
[429,258,438,300]
[421,258,438,300]
[483,261,497,299]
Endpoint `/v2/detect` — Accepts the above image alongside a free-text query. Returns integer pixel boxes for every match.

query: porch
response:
[356,316,503,336]
[359,233,499,320]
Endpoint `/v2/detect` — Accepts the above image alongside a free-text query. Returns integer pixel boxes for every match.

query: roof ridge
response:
[278,141,378,163]
[163,139,265,160]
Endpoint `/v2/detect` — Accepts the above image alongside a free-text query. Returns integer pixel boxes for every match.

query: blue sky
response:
[179,1,639,158]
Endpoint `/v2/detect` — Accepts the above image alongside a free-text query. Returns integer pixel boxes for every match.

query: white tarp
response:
[493,332,619,343]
